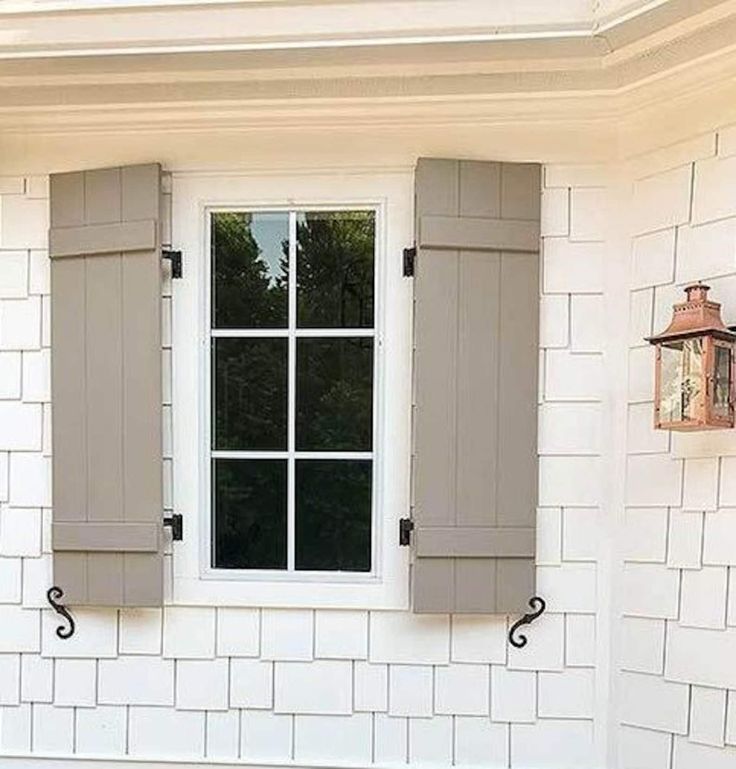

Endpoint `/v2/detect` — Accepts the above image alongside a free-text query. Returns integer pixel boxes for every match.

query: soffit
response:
[1,0,736,132]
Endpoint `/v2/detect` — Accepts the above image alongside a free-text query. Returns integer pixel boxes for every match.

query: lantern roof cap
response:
[647,282,736,343]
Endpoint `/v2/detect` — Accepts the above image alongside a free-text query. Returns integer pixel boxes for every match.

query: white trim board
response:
[1,755,496,769]
[0,0,686,58]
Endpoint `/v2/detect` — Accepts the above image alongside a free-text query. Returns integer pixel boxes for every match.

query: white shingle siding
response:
[620,129,736,766]
[1,144,732,768]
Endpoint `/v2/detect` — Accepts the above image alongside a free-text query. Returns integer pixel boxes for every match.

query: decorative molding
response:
[0,0,735,138]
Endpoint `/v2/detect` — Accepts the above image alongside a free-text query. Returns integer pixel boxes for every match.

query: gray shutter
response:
[411,158,540,614]
[49,164,164,607]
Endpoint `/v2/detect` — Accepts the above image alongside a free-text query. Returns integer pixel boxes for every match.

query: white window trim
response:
[170,168,413,609]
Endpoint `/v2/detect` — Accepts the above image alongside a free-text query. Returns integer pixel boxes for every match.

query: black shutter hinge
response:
[163,513,183,541]
[403,246,416,277]
[162,249,183,279]
[399,517,414,546]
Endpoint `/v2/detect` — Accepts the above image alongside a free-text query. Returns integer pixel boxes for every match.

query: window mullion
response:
[287,211,297,572]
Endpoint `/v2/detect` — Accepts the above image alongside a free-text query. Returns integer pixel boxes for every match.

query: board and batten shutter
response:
[411,158,541,614]
[49,163,164,607]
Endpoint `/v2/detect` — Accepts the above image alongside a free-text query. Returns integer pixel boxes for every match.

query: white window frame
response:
[170,169,412,609]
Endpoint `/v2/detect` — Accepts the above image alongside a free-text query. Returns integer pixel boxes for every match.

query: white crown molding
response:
[0,0,728,60]
[0,0,735,138]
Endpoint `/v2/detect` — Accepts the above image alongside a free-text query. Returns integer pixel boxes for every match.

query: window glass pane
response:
[212,212,288,329]
[296,338,373,451]
[296,460,372,571]
[660,338,703,422]
[213,338,287,450]
[213,459,287,569]
[296,211,375,328]
[714,344,732,418]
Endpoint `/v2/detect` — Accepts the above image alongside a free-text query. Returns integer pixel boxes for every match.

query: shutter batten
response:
[49,219,157,258]
[50,163,164,607]
[415,527,536,558]
[411,158,540,614]
[419,214,540,252]
[52,523,160,553]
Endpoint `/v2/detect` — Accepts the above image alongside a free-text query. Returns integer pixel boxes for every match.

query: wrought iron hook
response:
[47,586,76,640]
[508,596,546,649]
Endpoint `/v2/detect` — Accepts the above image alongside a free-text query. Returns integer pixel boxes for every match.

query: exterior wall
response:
[2,119,736,769]
[619,129,736,769]
[0,155,604,766]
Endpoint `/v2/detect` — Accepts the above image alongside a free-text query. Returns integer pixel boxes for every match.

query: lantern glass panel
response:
[713,343,732,418]
[659,338,704,423]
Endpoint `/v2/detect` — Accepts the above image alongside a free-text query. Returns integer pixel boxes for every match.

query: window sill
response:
[171,571,409,609]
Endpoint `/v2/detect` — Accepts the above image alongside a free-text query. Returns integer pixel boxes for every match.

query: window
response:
[171,170,411,607]
[209,210,376,574]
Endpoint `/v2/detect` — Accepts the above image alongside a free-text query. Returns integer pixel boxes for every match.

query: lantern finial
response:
[684,282,710,303]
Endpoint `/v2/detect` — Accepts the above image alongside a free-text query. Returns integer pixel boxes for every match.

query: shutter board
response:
[411,158,540,614]
[50,163,164,607]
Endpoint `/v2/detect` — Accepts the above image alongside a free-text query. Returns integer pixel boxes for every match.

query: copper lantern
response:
[647,283,736,431]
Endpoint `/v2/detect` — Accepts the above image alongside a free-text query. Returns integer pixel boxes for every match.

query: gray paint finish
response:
[419,214,540,252]
[411,158,540,614]
[52,523,160,552]
[49,163,164,607]
[49,219,157,258]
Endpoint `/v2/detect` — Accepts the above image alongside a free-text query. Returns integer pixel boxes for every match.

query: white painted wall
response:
[618,129,736,769]
[0,134,605,767]
[0,112,734,769]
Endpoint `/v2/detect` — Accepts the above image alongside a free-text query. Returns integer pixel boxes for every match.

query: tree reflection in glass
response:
[211,209,375,572]
[297,211,374,328]
[213,338,287,451]
[213,459,287,569]
[297,338,373,451]
[296,460,372,571]
[211,212,288,328]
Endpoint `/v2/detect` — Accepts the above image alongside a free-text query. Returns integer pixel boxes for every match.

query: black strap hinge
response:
[163,513,183,541]
[162,249,183,279]
[399,517,414,546]
[403,246,416,277]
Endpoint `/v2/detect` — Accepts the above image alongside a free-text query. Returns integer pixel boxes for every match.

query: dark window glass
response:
[296,211,375,328]
[213,338,287,450]
[213,459,287,569]
[296,338,373,451]
[212,212,288,329]
[296,460,372,571]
